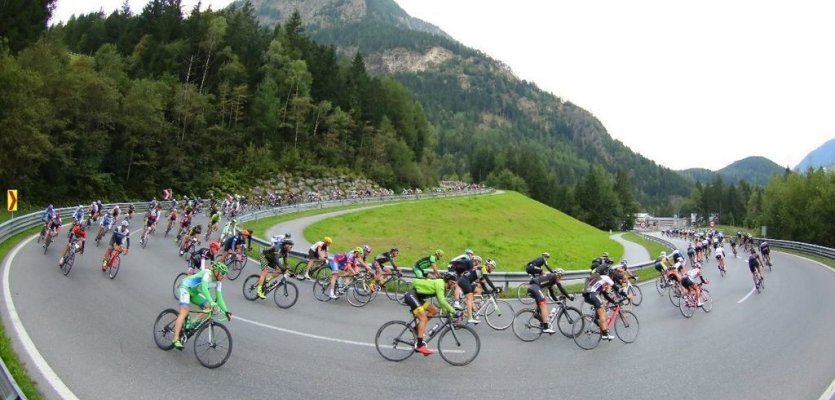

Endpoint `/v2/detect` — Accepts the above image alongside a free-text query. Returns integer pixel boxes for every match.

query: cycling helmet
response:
[240,229,251,237]
[600,252,610,258]
[354,246,363,254]
[620,259,628,266]
[693,262,702,269]
[473,256,482,263]
[362,245,371,253]
[554,268,565,277]
[324,236,333,245]
[486,259,497,269]
[284,232,291,238]
[121,220,129,227]
[434,249,444,258]
[212,262,228,275]
[542,252,550,259]
[209,241,220,252]
[660,251,667,257]
[441,272,457,282]
[390,247,399,253]
[673,249,680,255]
[464,249,474,256]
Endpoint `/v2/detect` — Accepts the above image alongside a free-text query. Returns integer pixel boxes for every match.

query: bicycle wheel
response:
[227,257,244,281]
[511,309,543,342]
[312,277,331,302]
[483,299,514,330]
[61,252,75,276]
[193,322,232,369]
[437,325,480,366]
[43,235,52,254]
[628,285,643,306]
[679,293,696,318]
[655,276,666,295]
[140,233,148,248]
[516,283,534,305]
[346,280,372,307]
[310,266,331,281]
[700,289,713,313]
[614,310,640,343]
[572,315,602,350]
[374,321,416,362]
[153,309,179,350]
[292,261,308,277]
[273,281,299,309]
[108,256,120,279]
[241,274,260,301]
[172,273,188,300]
[556,306,582,338]
[668,284,681,307]
[394,279,412,304]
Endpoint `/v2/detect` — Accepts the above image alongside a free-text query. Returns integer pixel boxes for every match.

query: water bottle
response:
[547,307,558,321]
[426,322,441,338]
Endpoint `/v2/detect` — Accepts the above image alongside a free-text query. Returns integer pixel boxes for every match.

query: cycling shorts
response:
[528,283,546,304]
[457,275,474,295]
[526,265,542,276]
[413,268,427,279]
[177,287,208,308]
[748,261,759,274]
[583,292,603,310]
[681,276,695,289]
[403,291,431,315]
[715,254,723,260]
[328,259,345,274]
[262,254,282,271]
[654,262,664,273]
[450,260,469,276]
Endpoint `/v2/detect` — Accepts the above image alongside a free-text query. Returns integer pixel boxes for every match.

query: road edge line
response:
[2,235,80,400]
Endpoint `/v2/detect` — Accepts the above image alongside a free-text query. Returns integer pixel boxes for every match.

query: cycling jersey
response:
[449,254,472,276]
[748,254,760,273]
[178,269,228,312]
[210,213,220,224]
[528,273,568,303]
[584,275,614,294]
[413,255,438,279]
[759,242,770,253]
[407,279,454,314]
[526,257,551,275]
[187,226,201,237]
[189,248,215,270]
[42,207,56,222]
[714,247,725,259]
[100,215,114,229]
[374,251,398,269]
[687,246,696,255]
[110,227,130,247]
[168,211,178,221]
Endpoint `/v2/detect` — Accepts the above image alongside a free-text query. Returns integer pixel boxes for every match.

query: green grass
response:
[244,203,397,239]
[621,232,669,260]
[304,191,622,272]
[0,227,45,399]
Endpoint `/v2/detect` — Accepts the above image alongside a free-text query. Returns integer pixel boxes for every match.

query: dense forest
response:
[1,1,437,204]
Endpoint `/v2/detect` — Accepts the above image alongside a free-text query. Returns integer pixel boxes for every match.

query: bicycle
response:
[512,296,582,341]
[655,273,673,296]
[622,279,642,306]
[140,227,151,249]
[291,257,331,281]
[59,239,83,276]
[572,300,639,350]
[222,248,247,280]
[312,271,374,307]
[377,270,412,304]
[763,252,773,271]
[94,227,109,247]
[153,308,232,369]
[164,219,175,237]
[679,283,712,318]
[42,231,54,254]
[469,290,514,330]
[375,314,480,366]
[242,272,299,309]
[667,277,684,307]
[754,271,765,293]
[179,237,200,258]
[102,247,125,279]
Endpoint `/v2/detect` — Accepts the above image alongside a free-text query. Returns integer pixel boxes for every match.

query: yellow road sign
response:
[7,190,17,211]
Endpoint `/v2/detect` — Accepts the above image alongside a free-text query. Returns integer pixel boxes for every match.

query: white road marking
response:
[820,377,835,400]
[737,288,757,304]
[3,235,80,400]
[235,315,375,347]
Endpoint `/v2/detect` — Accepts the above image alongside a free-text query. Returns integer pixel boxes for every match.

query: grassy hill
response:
[304,191,622,271]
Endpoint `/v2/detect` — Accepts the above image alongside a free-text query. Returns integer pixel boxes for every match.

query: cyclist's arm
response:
[554,281,570,299]
[214,283,229,314]
[480,274,497,292]
[434,283,455,315]
[544,261,554,273]
[601,288,617,303]
[124,236,130,250]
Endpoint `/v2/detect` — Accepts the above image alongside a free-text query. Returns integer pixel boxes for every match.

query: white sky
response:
[52,0,835,170]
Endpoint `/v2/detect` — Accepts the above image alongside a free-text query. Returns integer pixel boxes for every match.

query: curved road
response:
[2,214,834,400]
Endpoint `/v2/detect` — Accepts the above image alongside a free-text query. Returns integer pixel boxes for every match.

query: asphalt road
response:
[2,216,834,400]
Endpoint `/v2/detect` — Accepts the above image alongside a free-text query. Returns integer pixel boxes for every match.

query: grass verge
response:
[0,227,45,399]
[244,202,400,239]
[305,192,622,272]
[621,232,668,260]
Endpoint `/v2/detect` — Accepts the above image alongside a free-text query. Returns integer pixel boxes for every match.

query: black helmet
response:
[441,272,457,282]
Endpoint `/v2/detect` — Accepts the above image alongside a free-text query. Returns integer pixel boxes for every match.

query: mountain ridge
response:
[794,138,835,171]
[678,156,784,185]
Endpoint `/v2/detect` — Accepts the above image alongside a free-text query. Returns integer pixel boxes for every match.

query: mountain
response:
[678,156,784,186]
[795,138,835,171]
[234,0,693,209]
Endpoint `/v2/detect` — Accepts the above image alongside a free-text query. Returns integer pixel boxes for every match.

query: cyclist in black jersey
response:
[526,252,552,276]
[529,270,573,334]
[372,247,401,287]
[748,248,765,286]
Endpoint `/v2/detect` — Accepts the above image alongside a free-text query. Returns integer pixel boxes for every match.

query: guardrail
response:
[630,231,677,254]
[752,238,835,261]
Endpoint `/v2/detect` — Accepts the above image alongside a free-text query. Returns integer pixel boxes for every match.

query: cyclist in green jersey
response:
[402,273,459,355]
[206,211,221,240]
[413,249,444,279]
[172,262,232,349]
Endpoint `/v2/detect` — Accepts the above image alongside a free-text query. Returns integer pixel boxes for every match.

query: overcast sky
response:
[52,0,834,171]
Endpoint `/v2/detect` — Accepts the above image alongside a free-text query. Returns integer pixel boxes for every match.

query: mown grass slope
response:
[305,191,622,271]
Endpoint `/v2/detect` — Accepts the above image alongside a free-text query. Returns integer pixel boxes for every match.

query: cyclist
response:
[111,205,121,221]
[730,236,738,257]
[356,245,374,275]
[96,210,115,242]
[72,205,85,225]
[86,201,99,227]
[256,234,294,299]
[44,213,63,244]
[372,247,401,286]
[654,251,672,277]
[529,269,573,334]
[177,211,192,238]
[221,228,251,264]
[582,273,618,340]
[681,262,709,306]
[454,255,482,324]
[610,260,636,302]
[590,252,613,275]
[165,207,179,234]
[694,241,703,263]
[687,243,696,265]
[187,241,221,275]
[327,247,362,299]
[171,262,232,350]
[414,250,443,279]
[714,245,726,272]
[206,210,221,240]
[303,236,331,280]
[759,241,771,267]
[402,272,458,355]
[473,258,499,297]
[102,220,130,270]
[220,218,237,242]
[179,224,203,255]
[127,204,135,221]
[526,252,553,276]
[667,249,687,283]
[58,223,86,267]
[748,248,765,287]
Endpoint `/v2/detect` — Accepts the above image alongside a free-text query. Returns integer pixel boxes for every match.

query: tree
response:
[613,170,638,230]
[0,0,56,52]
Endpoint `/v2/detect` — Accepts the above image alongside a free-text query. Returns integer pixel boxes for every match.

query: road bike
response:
[94,227,109,247]
[375,314,480,366]
[140,226,151,248]
[222,248,247,280]
[668,277,684,307]
[164,219,176,237]
[242,269,299,309]
[312,271,375,307]
[58,240,83,276]
[153,308,232,369]
[101,247,125,279]
[42,230,56,254]
[377,270,411,304]
[623,279,642,306]
[512,296,582,341]
[572,300,639,350]
[468,291,514,330]
[754,271,765,293]
[679,283,712,318]
[179,237,200,258]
